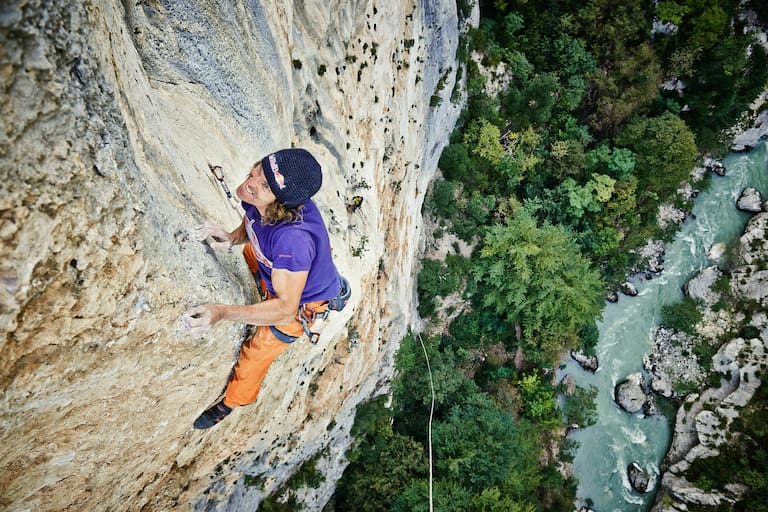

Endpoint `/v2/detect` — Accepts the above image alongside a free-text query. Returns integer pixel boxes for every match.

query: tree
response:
[418,259,463,318]
[588,42,662,134]
[518,372,558,422]
[656,0,691,25]
[585,143,636,179]
[336,427,427,512]
[433,398,518,492]
[391,479,473,512]
[615,111,697,200]
[472,207,604,361]
[562,384,598,427]
[439,142,476,184]
[471,488,537,512]
[426,178,458,218]
[503,72,560,128]
[464,119,506,166]
[394,334,483,438]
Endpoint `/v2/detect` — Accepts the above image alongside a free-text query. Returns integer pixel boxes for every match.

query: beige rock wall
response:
[0,0,463,510]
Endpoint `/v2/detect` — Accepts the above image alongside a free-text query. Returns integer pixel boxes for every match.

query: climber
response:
[182,148,347,429]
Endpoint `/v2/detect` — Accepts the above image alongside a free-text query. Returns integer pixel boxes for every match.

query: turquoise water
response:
[567,140,768,511]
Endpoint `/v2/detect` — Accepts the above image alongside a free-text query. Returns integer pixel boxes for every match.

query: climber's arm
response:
[182,268,308,336]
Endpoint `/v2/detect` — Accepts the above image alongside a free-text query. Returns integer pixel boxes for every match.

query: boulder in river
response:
[571,350,599,372]
[707,242,727,261]
[736,187,763,213]
[628,462,651,493]
[562,374,577,396]
[606,291,619,303]
[621,281,638,296]
[615,372,648,413]
[705,157,726,176]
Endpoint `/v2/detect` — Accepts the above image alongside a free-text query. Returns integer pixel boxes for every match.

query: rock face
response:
[0,1,465,511]
[683,265,723,305]
[614,372,649,413]
[731,91,768,151]
[643,327,706,398]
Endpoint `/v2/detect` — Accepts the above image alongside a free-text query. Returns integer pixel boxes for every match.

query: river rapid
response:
[566,140,768,511]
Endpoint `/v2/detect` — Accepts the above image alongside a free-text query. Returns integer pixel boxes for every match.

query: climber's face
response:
[237,163,277,212]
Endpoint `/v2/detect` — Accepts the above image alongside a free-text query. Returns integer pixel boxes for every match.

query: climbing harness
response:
[299,275,351,344]
[208,164,239,210]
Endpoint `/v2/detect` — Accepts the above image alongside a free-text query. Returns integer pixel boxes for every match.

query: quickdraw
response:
[208,164,239,210]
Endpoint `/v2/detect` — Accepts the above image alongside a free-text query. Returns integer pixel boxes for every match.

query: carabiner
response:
[208,164,224,181]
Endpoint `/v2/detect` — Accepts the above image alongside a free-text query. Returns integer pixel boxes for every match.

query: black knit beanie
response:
[261,148,322,208]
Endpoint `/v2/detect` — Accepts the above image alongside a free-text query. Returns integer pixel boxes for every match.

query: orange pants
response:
[223,244,326,407]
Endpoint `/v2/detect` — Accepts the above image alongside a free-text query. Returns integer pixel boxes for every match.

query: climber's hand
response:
[182,304,223,338]
[192,223,233,250]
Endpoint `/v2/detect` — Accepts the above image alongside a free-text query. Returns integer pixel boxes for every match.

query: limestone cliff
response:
[0,1,465,510]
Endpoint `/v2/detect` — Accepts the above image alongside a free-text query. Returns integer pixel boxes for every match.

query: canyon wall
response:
[0,0,466,510]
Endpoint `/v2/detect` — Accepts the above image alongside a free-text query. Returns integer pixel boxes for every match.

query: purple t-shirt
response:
[242,199,341,304]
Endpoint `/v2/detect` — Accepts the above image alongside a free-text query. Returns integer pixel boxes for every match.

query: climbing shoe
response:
[193,400,232,429]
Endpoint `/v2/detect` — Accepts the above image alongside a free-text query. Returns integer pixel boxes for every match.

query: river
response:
[566,139,768,511]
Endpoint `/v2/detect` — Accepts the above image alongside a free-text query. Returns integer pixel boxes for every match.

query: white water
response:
[567,140,768,511]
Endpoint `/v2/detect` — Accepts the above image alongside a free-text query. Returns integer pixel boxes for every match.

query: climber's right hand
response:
[192,222,233,250]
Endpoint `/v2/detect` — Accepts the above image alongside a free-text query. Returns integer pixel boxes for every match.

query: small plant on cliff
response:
[352,235,369,258]
[288,453,325,490]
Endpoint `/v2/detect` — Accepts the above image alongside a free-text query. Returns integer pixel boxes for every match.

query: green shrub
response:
[661,296,703,335]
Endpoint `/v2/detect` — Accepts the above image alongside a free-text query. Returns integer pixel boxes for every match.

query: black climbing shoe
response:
[194,400,232,429]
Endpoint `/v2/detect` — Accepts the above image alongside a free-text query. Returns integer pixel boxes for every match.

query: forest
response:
[327,1,768,511]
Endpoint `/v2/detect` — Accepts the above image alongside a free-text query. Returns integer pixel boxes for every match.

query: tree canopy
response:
[473,207,604,360]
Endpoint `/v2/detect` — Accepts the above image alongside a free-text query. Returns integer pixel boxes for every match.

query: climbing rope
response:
[417,333,435,512]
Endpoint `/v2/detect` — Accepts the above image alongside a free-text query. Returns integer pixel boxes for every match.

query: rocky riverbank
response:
[649,193,768,511]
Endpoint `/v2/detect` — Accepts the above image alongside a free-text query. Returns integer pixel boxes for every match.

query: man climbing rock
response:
[183,148,347,429]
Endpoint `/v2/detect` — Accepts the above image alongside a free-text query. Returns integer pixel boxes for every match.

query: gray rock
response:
[566,423,581,435]
[732,109,768,152]
[628,462,651,493]
[737,212,768,265]
[683,266,723,305]
[571,350,599,372]
[736,187,763,213]
[643,396,659,416]
[621,282,639,296]
[705,158,726,176]
[562,374,577,396]
[656,473,734,508]
[606,291,619,303]
[638,239,665,273]
[644,327,706,398]
[707,242,727,261]
[695,410,724,447]
[615,372,648,413]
